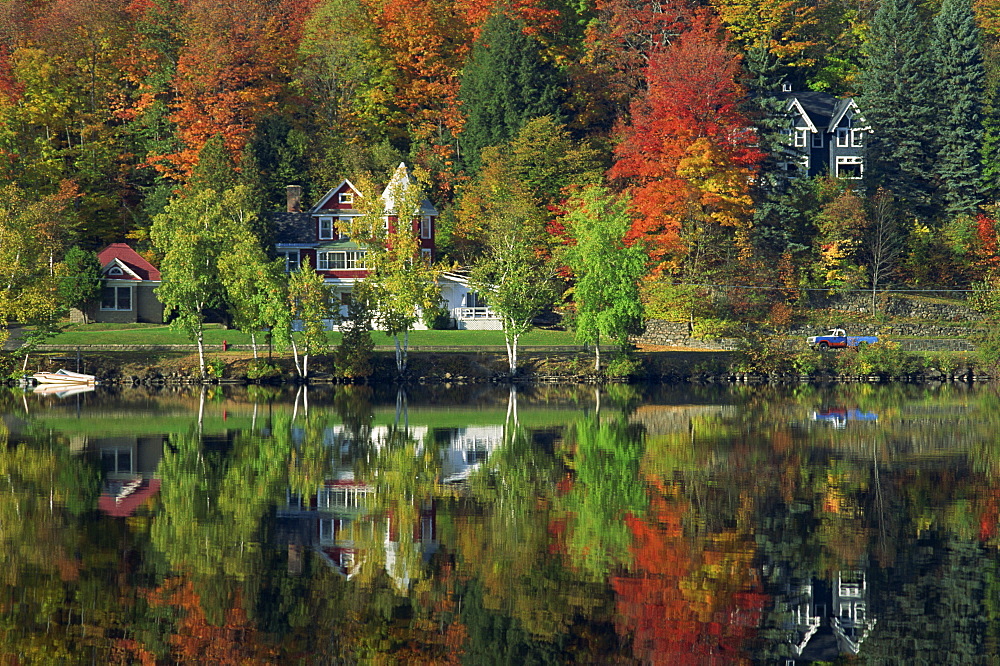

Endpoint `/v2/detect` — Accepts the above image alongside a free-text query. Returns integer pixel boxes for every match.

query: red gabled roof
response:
[97,243,161,281]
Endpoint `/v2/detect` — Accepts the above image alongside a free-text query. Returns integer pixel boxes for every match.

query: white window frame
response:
[812,133,824,148]
[794,129,808,148]
[317,251,367,270]
[279,250,299,273]
[338,192,353,205]
[101,285,133,311]
[836,128,849,147]
[107,266,124,277]
[420,216,432,239]
[851,129,865,147]
[835,156,863,179]
[420,248,432,264]
[318,216,335,240]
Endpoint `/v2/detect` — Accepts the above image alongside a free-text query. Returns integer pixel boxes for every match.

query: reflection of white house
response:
[783,569,876,663]
[441,426,505,483]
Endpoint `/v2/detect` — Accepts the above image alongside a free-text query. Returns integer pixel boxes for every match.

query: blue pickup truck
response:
[806,328,879,349]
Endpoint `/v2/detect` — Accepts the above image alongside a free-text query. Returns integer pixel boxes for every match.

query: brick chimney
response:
[286,185,302,213]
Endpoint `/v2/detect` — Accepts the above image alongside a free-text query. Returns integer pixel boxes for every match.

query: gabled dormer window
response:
[339,192,353,205]
[794,129,808,148]
[319,216,334,240]
[836,128,849,147]
[107,266,124,277]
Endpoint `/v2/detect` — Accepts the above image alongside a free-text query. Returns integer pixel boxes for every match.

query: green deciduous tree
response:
[0,182,76,357]
[286,256,331,380]
[563,186,646,371]
[352,164,440,375]
[217,231,288,360]
[150,185,258,378]
[56,246,102,324]
[469,178,558,375]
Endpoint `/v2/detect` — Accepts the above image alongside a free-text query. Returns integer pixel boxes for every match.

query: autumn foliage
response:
[610,13,762,268]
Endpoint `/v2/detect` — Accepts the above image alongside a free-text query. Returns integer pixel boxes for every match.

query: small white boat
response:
[33,383,96,397]
[32,368,97,385]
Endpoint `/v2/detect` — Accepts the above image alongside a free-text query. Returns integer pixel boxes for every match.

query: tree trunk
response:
[250,331,258,360]
[290,336,303,377]
[394,334,403,374]
[196,325,206,380]
[304,353,309,380]
[594,332,601,372]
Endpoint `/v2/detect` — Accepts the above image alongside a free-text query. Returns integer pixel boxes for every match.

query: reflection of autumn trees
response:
[612,481,765,664]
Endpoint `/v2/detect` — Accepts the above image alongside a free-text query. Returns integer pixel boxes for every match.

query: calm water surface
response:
[1,382,997,664]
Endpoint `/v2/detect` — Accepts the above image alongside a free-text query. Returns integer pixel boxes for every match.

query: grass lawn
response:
[44,323,579,347]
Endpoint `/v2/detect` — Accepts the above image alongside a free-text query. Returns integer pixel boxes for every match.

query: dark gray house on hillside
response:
[777,90,870,180]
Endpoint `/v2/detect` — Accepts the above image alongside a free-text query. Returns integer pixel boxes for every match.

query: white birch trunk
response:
[250,332,258,360]
[196,325,206,380]
[290,336,303,377]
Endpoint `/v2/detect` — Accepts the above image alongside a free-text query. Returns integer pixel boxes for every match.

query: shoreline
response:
[11,347,991,387]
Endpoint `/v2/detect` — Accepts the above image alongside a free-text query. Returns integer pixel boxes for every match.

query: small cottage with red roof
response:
[78,243,164,324]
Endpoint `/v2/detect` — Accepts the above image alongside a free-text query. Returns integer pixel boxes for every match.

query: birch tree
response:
[563,186,646,371]
[286,256,330,380]
[469,177,558,375]
[351,164,440,375]
[151,186,258,379]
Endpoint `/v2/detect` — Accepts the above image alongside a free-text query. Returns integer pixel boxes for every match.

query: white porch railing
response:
[453,307,498,320]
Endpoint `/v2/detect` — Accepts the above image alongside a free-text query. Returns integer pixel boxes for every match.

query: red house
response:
[272,163,438,317]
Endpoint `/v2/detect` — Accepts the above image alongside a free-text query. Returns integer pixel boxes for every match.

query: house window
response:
[420,248,433,264]
[420,216,432,239]
[319,216,335,240]
[465,291,488,308]
[317,251,367,270]
[836,128,849,147]
[812,133,824,148]
[340,292,352,306]
[107,266,124,277]
[101,448,133,474]
[851,129,865,147]
[279,250,299,273]
[794,129,808,147]
[101,286,132,311]
[339,192,353,205]
[836,156,863,179]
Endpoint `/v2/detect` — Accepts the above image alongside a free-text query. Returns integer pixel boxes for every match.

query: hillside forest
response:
[3,0,1000,337]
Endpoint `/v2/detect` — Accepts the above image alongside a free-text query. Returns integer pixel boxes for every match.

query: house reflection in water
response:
[277,423,505,585]
[783,569,876,662]
[71,435,164,518]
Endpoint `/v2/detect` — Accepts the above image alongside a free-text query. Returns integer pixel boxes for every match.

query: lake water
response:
[1,381,998,663]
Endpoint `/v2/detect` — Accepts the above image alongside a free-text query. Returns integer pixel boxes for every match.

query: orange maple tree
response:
[610,11,761,268]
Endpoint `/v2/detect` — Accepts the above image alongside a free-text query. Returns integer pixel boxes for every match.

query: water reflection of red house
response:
[98,479,162,518]
[81,435,164,518]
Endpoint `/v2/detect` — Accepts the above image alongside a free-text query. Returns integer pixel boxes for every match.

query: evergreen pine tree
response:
[860,0,936,220]
[931,0,986,219]
[458,11,565,170]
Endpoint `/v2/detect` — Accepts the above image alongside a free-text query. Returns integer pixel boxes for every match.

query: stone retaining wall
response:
[633,319,978,352]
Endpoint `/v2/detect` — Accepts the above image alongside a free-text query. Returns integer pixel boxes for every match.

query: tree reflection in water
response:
[0,383,998,662]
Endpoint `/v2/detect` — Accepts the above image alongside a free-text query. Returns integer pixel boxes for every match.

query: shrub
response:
[605,354,644,378]
[335,294,375,378]
[732,330,794,374]
[421,298,453,330]
[844,339,917,377]
[246,359,280,380]
[206,358,225,378]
